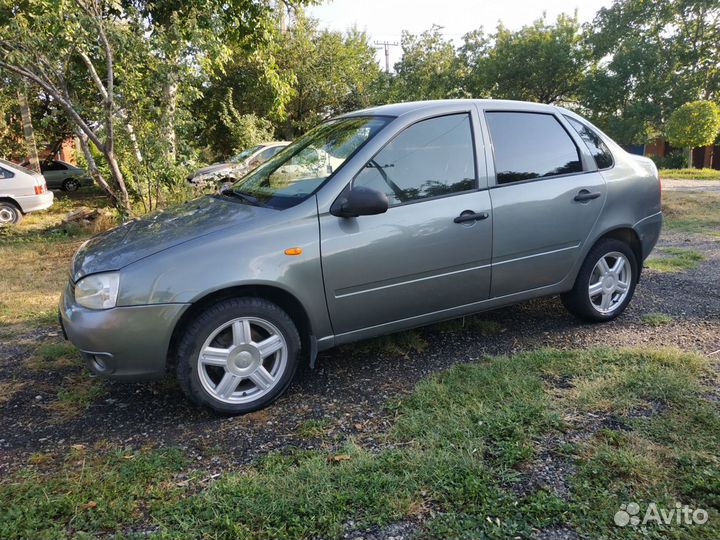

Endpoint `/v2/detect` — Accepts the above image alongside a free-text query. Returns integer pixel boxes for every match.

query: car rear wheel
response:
[561,238,638,322]
[62,178,81,192]
[176,297,300,414]
[0,202,22,226]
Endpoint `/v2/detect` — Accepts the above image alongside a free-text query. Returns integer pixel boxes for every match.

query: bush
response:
[650,150,686,169]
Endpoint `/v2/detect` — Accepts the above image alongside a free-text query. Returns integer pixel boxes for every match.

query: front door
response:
[319,113,493,336]
[483,110,607,297]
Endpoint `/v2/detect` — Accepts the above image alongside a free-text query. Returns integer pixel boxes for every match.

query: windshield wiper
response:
[219,187,268,208]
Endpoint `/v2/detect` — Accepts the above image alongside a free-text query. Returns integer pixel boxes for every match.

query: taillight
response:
[34,177,46,194]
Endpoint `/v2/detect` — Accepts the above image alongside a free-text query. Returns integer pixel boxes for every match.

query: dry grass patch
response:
[662,191,720,235]
[0,380,26,404]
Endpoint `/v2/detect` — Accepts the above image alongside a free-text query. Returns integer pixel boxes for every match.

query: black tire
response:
[0,201,22,226]
[62,178,81,192]
[176,297,301,414]
[561,238,638,323]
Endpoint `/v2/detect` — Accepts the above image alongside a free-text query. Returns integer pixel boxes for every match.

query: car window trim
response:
[562,114,616,171]
[348,111,481,209]
[483,109,587,188]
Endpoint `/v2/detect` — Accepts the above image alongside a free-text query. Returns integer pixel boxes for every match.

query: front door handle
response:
[454,210,489,223]
[574,189,601,202]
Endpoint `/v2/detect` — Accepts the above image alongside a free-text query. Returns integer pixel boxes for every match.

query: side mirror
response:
[331,186,389,218]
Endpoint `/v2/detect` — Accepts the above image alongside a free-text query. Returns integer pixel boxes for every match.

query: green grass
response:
[2,348,718,539]
[295,418,333,438]
[663,191,720,235]
[640,313,674,326]
[660,168,720,180]
[645,247,705,272]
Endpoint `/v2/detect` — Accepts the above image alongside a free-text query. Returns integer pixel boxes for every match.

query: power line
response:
[374,40,399,73]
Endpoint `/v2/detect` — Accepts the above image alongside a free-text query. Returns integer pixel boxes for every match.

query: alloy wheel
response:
[197,316,288,404]
[588,251,631,314]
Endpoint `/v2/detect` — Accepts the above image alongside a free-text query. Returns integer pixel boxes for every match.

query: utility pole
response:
[374,40,399,74]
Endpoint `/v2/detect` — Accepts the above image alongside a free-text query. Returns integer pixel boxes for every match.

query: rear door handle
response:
[574,190,601,202]
[454,210,489,223]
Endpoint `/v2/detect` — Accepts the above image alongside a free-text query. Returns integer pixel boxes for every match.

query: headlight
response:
[75,272,120,310]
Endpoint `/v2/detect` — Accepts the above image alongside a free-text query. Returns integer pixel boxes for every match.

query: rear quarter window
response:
[564,115,614,170]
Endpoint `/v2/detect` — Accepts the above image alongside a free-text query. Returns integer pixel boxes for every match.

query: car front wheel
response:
[562,238,638,322]
[176,297,300,414]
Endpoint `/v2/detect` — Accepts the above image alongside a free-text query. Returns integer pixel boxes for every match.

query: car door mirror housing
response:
[331,186,389,218]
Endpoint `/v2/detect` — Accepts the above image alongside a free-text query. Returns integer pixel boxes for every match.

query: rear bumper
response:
[15,191,53,213]
[59,281,189,381]
[634,211,663,260]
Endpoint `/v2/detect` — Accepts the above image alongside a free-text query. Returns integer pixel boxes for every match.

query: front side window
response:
[353,113,476,205]
[486,111,583,184]
[565,116,614,170]
[231,116,391,209]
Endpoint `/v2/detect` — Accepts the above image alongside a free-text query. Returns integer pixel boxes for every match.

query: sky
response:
[307,0,614,70]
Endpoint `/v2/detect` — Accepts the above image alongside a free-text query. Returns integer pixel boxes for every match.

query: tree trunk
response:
[75,129,118,204]
[16,86,40,173]
[105,149,131,215]
[687,147,694,168]
[162,76,178,163]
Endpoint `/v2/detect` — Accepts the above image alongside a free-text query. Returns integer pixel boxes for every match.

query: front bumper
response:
[16,191,54,213]
[59,281,189,381]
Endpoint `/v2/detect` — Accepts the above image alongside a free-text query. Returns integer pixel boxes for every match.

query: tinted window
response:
[486,112,582,184]
[42,161,67,171]
[565,116,614,169]
[0,166,14,179]
[354,114,476,205]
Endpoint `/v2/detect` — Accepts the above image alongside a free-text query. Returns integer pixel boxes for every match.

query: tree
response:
[391,25,466,102]
[582,0,720,145]
[462,14,587,104]
[665,101,720,167]
[275,14,383,137]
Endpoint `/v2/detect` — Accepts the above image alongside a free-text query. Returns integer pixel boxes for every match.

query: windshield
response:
[229,146,263,163]
[0,158,36,176]
[230,116,391,209]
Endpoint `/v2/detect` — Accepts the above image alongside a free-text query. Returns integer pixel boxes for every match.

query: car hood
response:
[72,196,268,281]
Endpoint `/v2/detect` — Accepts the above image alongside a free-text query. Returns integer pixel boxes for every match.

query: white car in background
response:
[187,142,290,186]
[0,159,53,225]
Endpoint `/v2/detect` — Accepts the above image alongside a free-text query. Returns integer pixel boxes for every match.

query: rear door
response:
[319,112,493,335]
[482,109,607,298]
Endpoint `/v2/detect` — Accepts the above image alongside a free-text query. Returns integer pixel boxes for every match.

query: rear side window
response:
[41,161,67,171]
[0,166,14,179]
[353,113,476,205]
[486,111,582,184]
[565,116,614,170]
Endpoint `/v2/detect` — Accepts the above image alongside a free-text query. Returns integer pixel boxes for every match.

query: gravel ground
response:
[662,178,720,192]
[1,226,719,480]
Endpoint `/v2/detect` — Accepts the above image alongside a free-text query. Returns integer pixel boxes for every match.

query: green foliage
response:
[391,25,466,102]
[659,168,720,180]
[463,14,587,103]
[582,0,720,145]
[221,110,276,155]
[666,101,720,149]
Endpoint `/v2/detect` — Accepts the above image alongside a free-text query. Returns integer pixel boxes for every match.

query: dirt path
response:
[1,222,718,478]
[662,178,720,192]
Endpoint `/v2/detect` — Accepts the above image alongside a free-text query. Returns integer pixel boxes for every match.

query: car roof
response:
[340,99,558,118]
